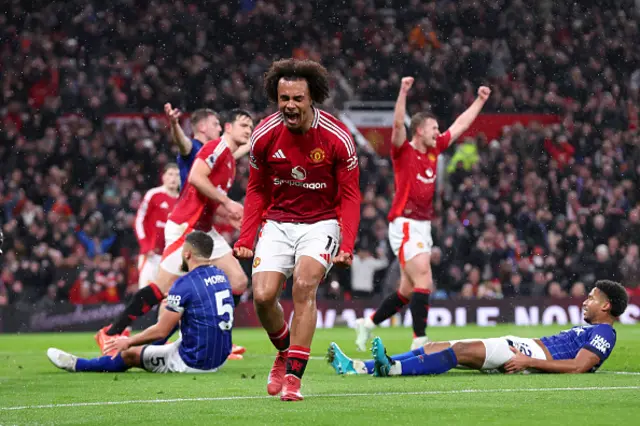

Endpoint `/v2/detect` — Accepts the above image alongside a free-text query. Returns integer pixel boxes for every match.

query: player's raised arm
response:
[334,127,361,267]
[165,103,193,156]
[392,77,413,147]
[446,86,491,144]
[188,157,243,220]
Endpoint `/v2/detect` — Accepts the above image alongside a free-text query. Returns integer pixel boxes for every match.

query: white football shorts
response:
[388,217,433,265]
[141,339,221,373]
[159,220,231,277]
[252,219,341,278]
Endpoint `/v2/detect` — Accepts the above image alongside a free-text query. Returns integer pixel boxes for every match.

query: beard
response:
[180,259,188,273]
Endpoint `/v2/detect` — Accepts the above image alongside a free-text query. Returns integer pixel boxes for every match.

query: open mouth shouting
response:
[283,110,301,127]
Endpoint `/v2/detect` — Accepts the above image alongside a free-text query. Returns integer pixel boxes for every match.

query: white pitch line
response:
[1,386,639,412]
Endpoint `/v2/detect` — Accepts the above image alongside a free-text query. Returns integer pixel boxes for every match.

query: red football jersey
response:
[134,186,178,254]
[169,138,236,231]
[236,108,361,253]
[387,131,451,222]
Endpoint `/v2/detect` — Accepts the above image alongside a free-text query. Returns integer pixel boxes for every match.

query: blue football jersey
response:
[177,138,204,189]
[165,265,234,370]
[540,324,616,372]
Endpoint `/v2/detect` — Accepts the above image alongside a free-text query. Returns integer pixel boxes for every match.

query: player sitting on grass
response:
[47,231,235,374]
[328,280,627,376]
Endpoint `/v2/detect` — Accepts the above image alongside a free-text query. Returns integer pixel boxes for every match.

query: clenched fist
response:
[400,77,414,93]
[477,86,491,101]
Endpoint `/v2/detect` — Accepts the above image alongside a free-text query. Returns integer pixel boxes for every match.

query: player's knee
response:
[292,275,319,303]
[451,342,473,362]
[253,284,278,307]
[120,350,139,367]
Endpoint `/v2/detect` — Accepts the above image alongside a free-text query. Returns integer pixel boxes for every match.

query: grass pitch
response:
[1,325,639,425]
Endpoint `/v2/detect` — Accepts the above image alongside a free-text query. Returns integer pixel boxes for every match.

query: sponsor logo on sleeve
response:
[589,334,611,354]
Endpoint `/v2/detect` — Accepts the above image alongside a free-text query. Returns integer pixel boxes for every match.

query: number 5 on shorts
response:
[215,289,234,331]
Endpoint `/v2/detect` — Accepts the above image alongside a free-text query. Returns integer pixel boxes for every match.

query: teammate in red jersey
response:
[134,163,179,289]
[234,59,361,401]
[355,77,491,351]
[96,110,253,357]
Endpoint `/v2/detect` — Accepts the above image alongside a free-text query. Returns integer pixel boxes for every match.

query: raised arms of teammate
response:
[188,158,243,220]
[504,347,601,374]
[446,87,491,144]
[165,103,193,156]
[103,308,182,357]
[391,77,414,147]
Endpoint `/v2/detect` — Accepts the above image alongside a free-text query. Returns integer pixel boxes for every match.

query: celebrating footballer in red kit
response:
[355,77,491,352]
[234,59,361,401]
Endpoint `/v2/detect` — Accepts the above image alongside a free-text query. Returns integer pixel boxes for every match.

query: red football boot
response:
[280,374,303,401]
[266,351,287,396]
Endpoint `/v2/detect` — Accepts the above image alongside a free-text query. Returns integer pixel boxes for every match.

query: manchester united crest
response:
[253,257,261,268]
[428,153,437,162]
[309,148,325,163]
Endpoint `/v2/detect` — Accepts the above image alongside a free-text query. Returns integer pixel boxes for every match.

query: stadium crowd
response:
[1,0,640,307]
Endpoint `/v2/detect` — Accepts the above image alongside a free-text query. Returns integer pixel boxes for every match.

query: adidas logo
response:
[272,149,286,159]
[160,201,169,209]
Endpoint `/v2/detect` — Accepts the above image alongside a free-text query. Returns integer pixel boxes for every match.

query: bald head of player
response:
[582,280,628,325]
[180,231,214,273]
[264,58,330,133]
[410,112,441,149]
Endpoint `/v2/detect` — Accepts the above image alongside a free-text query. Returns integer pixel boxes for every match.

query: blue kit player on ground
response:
[164,103,250,188]
[328,280,628,376]
[47,231,234,374]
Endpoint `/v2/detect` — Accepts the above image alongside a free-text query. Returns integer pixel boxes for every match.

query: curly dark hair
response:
[264,59,330,104]
[595,280,629,317]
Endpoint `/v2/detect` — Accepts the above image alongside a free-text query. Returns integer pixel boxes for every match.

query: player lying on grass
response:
[328,280,627,376]
[47,231,235,374]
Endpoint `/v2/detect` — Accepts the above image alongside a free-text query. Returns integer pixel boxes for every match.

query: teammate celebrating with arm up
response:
[234,59,361,401]
[355,77,491,352]
[164,104,250,184]
[95,110,253,357]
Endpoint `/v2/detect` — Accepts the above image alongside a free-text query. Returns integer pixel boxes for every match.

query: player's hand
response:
[164,103,181,124]
[233,246,254,259]
[332,251,353,268]
[224,200,244,221]
[503,346,531,374]
[477,86,491,101]
[103,336,131,359]
[400,77,414,93]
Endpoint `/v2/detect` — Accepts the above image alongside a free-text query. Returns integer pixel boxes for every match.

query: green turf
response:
[1,325,639,425]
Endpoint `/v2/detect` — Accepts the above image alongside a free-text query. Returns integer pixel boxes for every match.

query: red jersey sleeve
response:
[391,140,411,159]
[196,139,225,170]
[333,123,361,254]
[134,190,155,253]
[235,124,273,250]
[435,130,452,155]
